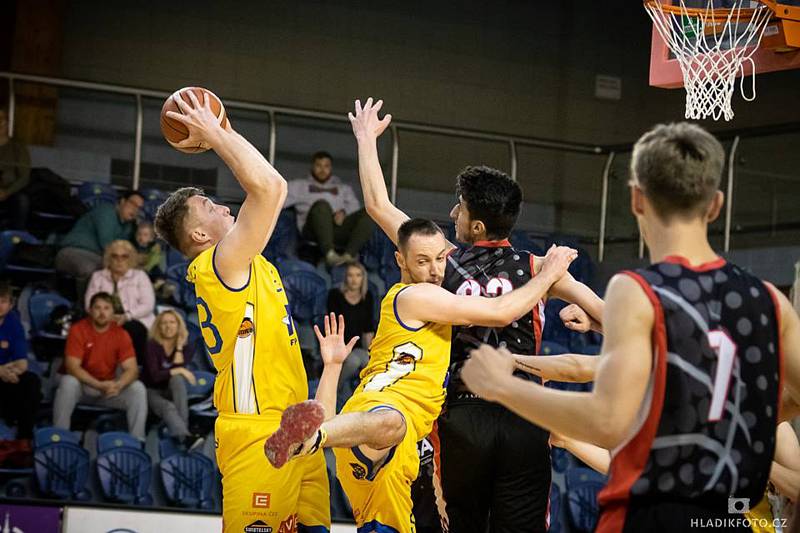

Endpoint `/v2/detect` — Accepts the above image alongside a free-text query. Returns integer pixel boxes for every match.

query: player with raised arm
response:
[462,122,800,532]
[153,91,330,533]
[343,97,604,532]
[264,216,578,533]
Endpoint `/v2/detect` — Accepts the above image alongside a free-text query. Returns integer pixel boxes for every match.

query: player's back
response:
[188,246,307,416]
[599,256,782,523]
[355,282,452,437]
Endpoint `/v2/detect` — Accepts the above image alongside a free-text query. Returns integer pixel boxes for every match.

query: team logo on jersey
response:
[282,304,295,337]
[252,492,271,508]
[243,520,273,533]
[350,462,367,480]
[238,318,254,339]
[277,514,297,533]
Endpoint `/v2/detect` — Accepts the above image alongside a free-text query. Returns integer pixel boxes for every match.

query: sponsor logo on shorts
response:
[244,520,273,533]
[238,318,254,338]
[252,492,271,508]
[350,462,367,480]
[277,514,297,533]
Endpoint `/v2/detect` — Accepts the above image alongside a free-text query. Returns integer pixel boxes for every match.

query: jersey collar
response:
[473,239,512,248]
[662,254,727,272]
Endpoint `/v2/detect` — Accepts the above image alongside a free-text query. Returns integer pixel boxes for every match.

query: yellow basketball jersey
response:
[187,245,308,416]
[354,283,452,437]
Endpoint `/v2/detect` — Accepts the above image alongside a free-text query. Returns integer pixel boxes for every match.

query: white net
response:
[644,0,773,121]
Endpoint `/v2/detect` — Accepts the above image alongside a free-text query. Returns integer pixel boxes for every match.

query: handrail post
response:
[724,136,740,253]
[7,77,14,138]
[598,151,614,262]
[133,94,143,189]
[390,125,399,204]
[509,140,517,181]
[268,111,277,164]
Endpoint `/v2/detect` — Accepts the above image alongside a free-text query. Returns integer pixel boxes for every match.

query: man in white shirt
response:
[285,151,374,266]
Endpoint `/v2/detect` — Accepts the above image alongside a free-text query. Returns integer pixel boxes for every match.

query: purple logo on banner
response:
[0,504,61,533]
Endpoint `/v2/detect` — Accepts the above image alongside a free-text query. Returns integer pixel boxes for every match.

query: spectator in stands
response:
[0,108,31,230]
[143,309,203,450]
[54,291,147,440]
[0,281,40,464]
[286,151,374,266]
[55,189,144,288]
[85,239,155,365]
[326,261,375,402]
[134,220,164,278]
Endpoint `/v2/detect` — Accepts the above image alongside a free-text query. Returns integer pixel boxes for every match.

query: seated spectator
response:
[326,261,375,403]
[143,309,203,450]
[285,151,374,266]
[54,292,147,440]
[0,109,31,230]
[0,281,40,465]
[134,220,164,278]
[85,239,155,364]
[55,189,144,287]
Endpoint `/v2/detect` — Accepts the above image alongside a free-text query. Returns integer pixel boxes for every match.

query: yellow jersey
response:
[187,245,307,416]
[354,283,452,438]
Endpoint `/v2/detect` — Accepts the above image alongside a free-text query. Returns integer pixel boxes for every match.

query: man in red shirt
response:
[53,292,147,439]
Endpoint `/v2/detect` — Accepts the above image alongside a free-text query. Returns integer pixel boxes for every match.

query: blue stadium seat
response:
[140,188,168,221]
[186,370,215,400]
[282,270,327,324]
[165,262,196,310]
[540,341,568,356]
[549,483,564,533]
[275,258,317,276]
[581,344,602,356]
[96,446,153,504]
[159,436,180,461]
[263,208,299,262]
[551,446,570,474]
[97,431,143,454]
[165,246,186,268]
[77,182,117,208]
[160,452,215,509]
[33,441,91,499]
[28,291,72,339]
[510,230,545,255]
[543,299,573,348]
[565,467,607,533]
[359,229,390,272]
[34,427,80,447]
[0,230,55,276]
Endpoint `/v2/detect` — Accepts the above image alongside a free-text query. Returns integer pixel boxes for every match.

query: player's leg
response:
[433,401,494,533]
[296,451,332,533]
[489,408,551,533]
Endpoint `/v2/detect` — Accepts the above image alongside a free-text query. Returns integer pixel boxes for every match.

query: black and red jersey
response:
[442,239,545,392]
[597,256,782,532]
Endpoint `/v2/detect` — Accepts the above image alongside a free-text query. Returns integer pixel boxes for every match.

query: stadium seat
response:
[510,230,545,255]
[186,370,215,400]
[263,208,299,262]
[565,466,607,533]
[0,230,55,276]
[551,446,570,474]
[549,483,564,533]
[165,262,196,310]
[540,341,568,356]
[581,344,602,355]
[28,291,72,339]
[97,431,144,454]
[165,246,186,268]
[158,436,180,461]
[34,427,80,447]
[360,229,393,272]
[275,258,317,276]
[77,182,117,208]
[282,270,327,324]
[33,441,91,500]
[96,446,153,504]
[160,452,215,509]
[140,188,168,221]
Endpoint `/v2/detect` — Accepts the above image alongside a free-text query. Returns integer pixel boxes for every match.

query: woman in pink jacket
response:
[85,239,156,364]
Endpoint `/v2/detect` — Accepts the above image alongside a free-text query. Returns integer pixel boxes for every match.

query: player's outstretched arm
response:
[513,353,599,383]
[397,245,576,328]
[349,98,408,246]
[313,313,359,420]
[461,274,654,448]
[768,283,800,416]
[167,91,287,287]
[550,433,611,474]
[560,303,604,334]
[548,273,605,332]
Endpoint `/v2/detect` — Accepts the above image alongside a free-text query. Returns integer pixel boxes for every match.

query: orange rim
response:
[643,0,774,23]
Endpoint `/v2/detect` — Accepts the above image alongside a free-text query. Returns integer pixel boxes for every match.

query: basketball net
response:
[644,0,773,120]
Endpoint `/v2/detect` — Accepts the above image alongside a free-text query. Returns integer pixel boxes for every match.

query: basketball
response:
[160,87,229,153]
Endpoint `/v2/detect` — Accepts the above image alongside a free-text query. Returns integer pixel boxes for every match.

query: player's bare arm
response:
[512,353,599,383]
[767,282,800,414]
[461,274,653,449]
[560,303,604,334]
[397,245,577,328]
[313,313,360,420]
[167,91,288,288]
[349,97,409,246]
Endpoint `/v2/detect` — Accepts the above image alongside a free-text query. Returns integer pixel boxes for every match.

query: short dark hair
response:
[397,218,444,252]
[154,186,204,255]
[0,281,12,300]
[455,166,522,240]
[120,189,144,202]
[89,292,114,307]
[312,151,333,163]
[631,122,724,219]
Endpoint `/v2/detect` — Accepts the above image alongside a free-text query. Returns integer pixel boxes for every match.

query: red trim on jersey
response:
[764,283,784,423]
[530,254,543,355]
[429,421,449,532]
[662,254,726,272]
[596,271,669,533]
[473,239,512,248]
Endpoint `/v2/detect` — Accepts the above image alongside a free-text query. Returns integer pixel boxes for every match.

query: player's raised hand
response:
[165,90,227,150]
[314,312,360,366]
[540,245,578,284]
[461,344,516,402]
[349,97,392,142]
[560,303,593,333]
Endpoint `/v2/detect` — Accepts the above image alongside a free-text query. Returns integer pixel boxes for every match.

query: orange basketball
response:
[160,87,229,153]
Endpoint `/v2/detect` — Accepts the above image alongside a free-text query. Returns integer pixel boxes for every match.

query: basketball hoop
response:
[643,0,775,121]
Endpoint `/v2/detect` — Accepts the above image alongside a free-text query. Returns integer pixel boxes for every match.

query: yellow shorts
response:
[216,412,331,533]
[333,391,422,533]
